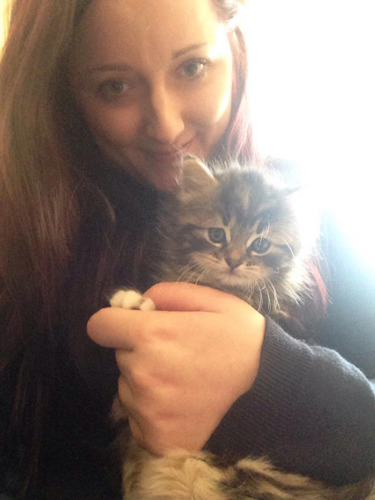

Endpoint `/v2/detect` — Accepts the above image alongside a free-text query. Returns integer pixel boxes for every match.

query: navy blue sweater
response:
[1,205,374,498]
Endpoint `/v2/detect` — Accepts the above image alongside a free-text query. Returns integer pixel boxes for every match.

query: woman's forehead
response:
[70,0,224,70]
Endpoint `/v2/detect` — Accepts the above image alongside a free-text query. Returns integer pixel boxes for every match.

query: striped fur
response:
[111,157,374,499]
[112,434,374,500]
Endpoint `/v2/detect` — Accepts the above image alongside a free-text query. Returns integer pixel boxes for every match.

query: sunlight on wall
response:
[0,1,9,51]
[245,1,375,270]
[0,14,4,50]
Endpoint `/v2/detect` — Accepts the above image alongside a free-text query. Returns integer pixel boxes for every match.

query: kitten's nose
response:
[225,255,243,270]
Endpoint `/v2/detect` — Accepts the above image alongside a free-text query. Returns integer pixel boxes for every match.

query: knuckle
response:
[115,349,128,368]
[130,320,156,344]
[111,394,128,422]
[137,404,157,424]
[129,366,150,390]
[138,323,170,344]
[117,376,131,403]
[130,425,145,447]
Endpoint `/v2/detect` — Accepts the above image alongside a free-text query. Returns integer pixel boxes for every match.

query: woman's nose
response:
[144,86,185,144]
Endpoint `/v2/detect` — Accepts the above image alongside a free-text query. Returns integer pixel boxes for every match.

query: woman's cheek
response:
[84,103,140,148]
[195,69,232,126]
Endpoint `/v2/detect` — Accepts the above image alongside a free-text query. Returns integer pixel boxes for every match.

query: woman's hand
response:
[87,282,265,455]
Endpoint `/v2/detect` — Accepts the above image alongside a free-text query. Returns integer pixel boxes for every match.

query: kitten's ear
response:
[179,155,217,199]
[283,186,301,197]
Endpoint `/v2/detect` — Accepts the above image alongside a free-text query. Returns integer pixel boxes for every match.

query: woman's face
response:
[70,0,233,190]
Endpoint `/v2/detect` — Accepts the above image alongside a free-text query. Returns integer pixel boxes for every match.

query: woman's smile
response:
[69,0,233,190]
[141,138,195,164]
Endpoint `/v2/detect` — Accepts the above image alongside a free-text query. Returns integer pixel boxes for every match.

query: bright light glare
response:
[0,1,9,51]
[245,1,375,270]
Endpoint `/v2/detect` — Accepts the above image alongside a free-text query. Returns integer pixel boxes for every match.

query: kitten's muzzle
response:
[225,255,244,270]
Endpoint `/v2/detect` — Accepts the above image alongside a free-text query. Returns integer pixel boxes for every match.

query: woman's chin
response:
[149,166,183,192]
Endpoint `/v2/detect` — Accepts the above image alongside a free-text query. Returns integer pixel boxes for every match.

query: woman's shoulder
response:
[318,209,375,378]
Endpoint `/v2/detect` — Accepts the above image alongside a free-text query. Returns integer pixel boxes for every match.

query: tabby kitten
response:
[151,156,311,318]
[110,157,373,499]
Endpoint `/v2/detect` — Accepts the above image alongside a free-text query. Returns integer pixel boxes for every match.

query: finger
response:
[127,415,146,448]
[118,374,136,408]
[117,378,151,449]
[87,303,213,349]
[87,307,149,349]
[115,349,133,379]
[144,281,247,313]
[116,380,146,447]
[87,286,253,350]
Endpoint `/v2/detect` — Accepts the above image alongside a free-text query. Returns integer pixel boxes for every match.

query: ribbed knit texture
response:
[206,318,375,485]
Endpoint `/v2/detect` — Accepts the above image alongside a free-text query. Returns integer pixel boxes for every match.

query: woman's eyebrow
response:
[83,43,209,74]
[86,63,133,74]
[172,43,209,59]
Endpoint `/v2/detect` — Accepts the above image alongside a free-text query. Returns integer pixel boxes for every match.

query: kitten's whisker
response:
[255,282,263,312]
[265,277,280,312]
[263,223,271,239]
[268,280,279,312]
[178,264,199,281]
[261,280,272,313]
[282,239,295,258]
[245,289,252,307]
[178,260,206,286]
[243,277,255,299]
[177,260,201,282]
[194,268,207,286]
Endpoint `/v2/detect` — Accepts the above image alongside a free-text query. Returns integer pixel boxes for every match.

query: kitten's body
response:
[110,157,374,499]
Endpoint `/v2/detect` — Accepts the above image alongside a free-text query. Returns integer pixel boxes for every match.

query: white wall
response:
[245,1,375,268]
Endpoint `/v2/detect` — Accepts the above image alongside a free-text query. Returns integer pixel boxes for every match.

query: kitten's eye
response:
[208,227,226,244]
[249,237,271,254]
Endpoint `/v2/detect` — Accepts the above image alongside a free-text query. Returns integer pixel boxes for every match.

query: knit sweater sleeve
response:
[206,317,375,486]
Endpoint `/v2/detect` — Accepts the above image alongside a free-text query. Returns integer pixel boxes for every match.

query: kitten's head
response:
[159,156,314,310]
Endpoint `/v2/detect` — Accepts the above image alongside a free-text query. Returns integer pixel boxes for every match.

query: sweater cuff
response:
[205,317,314,457]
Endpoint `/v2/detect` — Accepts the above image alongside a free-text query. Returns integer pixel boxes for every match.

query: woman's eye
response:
[98,79,130,100]
[249,237,271,254]
[178,59,208,80]
[208,227,226,244]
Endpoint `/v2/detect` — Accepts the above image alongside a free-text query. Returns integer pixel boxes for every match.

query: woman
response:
[0,0,374,498]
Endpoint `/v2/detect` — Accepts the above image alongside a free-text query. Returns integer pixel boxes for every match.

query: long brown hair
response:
[1,0,81,360]
[212,0,255,163]
[0,0,255,489]
[0,0,255,370]
[0,0,128,489]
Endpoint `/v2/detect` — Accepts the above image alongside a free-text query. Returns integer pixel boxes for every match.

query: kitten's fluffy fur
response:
[110,157,374,499]
[154,157,312,319]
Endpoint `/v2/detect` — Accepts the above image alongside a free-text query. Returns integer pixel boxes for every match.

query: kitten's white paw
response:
[110,289,156,311]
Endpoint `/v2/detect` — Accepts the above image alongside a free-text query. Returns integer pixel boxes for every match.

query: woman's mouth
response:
[142,139,195,164]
